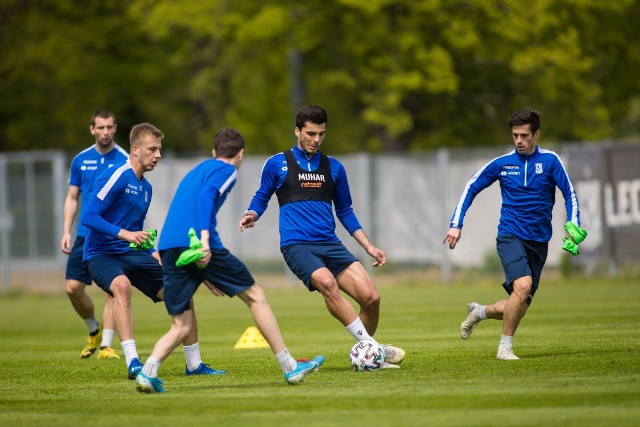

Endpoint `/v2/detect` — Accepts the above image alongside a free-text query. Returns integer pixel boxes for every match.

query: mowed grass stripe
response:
[0,277,638,427]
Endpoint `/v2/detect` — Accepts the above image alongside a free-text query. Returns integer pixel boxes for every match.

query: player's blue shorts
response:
[281,242,358,292]
[160,247,254,316]
[496,235,548,305]
[65,236,92,284]
[86,252,163,302]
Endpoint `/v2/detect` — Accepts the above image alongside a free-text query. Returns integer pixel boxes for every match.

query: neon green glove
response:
[562,237,579,256]
[129,229,157,251]
[176,228,206,268]
[562,222,587,256]
[564,222,588,244]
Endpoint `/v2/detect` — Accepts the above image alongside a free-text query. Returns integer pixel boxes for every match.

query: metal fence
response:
[1,143,638,293]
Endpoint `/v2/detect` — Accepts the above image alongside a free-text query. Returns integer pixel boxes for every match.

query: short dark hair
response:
[129,123,164,148]
[508,107,541,134]
[296,105,328,130]
[91,109,116,126]
[213,128,245,158]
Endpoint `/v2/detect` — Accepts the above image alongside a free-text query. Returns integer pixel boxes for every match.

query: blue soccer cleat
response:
[186,362,228,376]
[135,372,165,393]
[284,355,324,385]
[127,357,143,380]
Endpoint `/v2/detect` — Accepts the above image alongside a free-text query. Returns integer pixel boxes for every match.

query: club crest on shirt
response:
[536,163,543,174]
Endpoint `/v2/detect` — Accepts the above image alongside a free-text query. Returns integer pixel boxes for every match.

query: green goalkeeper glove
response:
[562,222,588,256]
[129,229,157,251]
[176,228,206,268]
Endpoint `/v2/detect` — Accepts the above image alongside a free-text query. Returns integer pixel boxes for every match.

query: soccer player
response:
[239,105,405,368]
[135,128,323,393]
[82,123,213,379]
[443,107,584,360]
[60,109,126,360]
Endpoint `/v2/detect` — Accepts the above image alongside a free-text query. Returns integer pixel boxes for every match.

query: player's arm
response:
[352,229,386,267]
[552,155,581,227]
[444,159,498,248]
[60,185,80,254]
[332,160,362,232]
[240,156,280,231]
[82,177,150,245]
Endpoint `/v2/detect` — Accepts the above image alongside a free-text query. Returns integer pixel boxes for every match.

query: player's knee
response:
[512,278,532,299]
[239,284,267,306]
[314,275,339,295]
[109,278,132,300]
[362,289,380,309]
[65,281,84,298]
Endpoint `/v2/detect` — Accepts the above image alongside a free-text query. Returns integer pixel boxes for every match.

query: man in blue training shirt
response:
[82,122,213,380]
[239,105,405,368]
[443,107,584,360]
[60,109,127,360]
[135,128,323,394]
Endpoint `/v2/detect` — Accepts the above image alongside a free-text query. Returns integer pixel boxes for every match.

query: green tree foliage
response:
[1,0,638,154]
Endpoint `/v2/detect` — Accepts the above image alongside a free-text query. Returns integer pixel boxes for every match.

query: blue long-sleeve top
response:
[82,160,154,260]
[247,146,362,247]
[68,143,128,237]
[450,146,580,242]
[158,159,236,250]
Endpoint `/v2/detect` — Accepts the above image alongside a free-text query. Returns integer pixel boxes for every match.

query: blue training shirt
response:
[450,145,580,243]
[68,144,128,237]
[247,146,362,247]
[82,159,154,260]
[158,159,237,251]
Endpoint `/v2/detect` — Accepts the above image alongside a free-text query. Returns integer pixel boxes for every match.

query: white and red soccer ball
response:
[349,340,384,372]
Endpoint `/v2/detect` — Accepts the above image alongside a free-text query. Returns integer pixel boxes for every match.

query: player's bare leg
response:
[497,276,532,360]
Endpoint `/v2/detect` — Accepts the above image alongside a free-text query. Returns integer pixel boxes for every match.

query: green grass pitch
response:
[0,276,638,427]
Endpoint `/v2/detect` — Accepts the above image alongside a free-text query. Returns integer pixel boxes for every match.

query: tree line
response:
[1,0,639,154]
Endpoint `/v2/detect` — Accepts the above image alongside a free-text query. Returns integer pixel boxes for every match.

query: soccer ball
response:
[349,340,385,372]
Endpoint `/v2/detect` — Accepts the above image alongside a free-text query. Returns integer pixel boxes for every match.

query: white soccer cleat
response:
[460,302,481,340]
[380,344,405,365]
[496,346,520,360]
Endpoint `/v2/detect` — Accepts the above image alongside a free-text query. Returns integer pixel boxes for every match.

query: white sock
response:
[84,317,100,334]
[499,335,513,348]
[101,329,115,348]
[183,342,202,371]
[346,317,374,342]
[477,305,487,320]
[141,356,161,378]
[121,340,139,366]
[275,348,297,373]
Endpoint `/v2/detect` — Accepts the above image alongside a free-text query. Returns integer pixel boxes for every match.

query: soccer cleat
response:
[284,355,324,385]
[185,363,227,376]
[128,357,143,379]
[80,324,102,358]
[496,346,520,360]
[381,344,405,365]
[135,372,165,393]
[97,346,120,360]
[310,355,325,371]
[460,302,481,340]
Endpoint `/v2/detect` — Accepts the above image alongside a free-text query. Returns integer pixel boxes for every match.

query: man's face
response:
[132,135,162,172]
[511,124,539,155]
[90,117,117,148]
[295,121,326,155]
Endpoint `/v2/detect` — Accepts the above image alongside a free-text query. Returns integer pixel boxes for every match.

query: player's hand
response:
[366,245,386,267]
[443,228,461,249]
[203,280,225,297]
[197,246,211,268]
[119,229,152,244]
[60,232,72,254]
[239,211,257,232]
